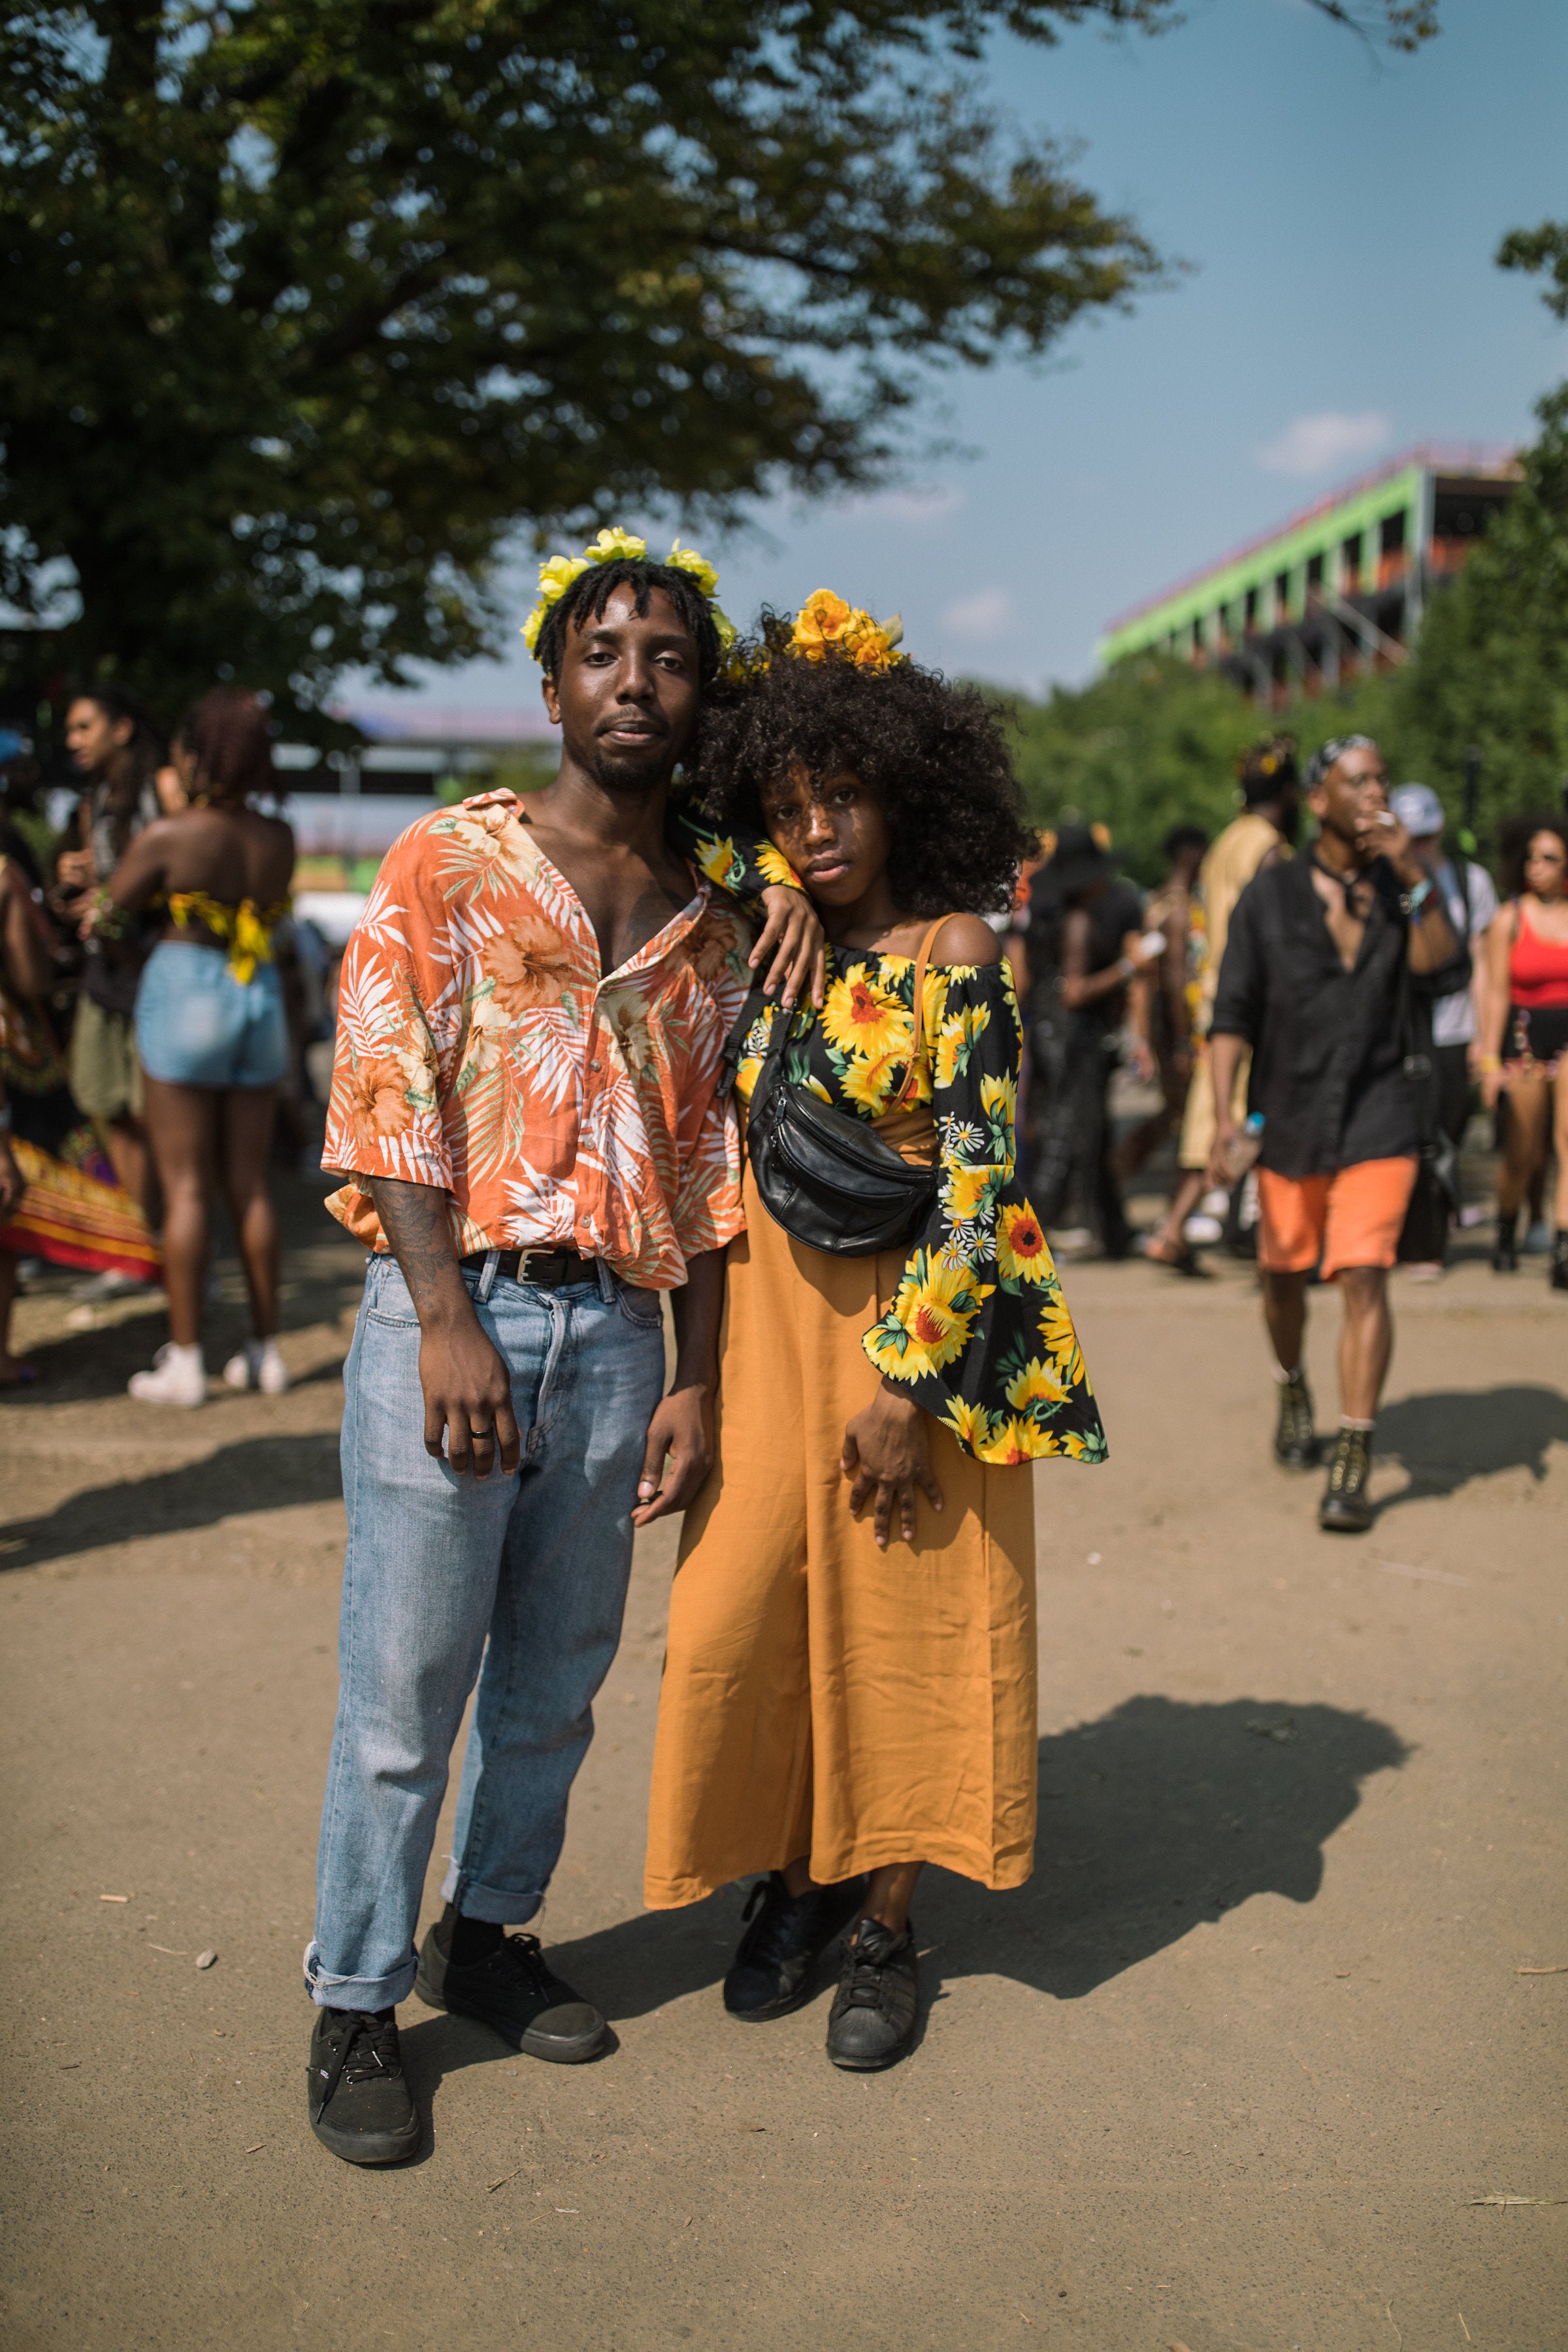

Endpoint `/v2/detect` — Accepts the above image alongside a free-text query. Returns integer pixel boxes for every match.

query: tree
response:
[1394,221,1568,839]
[997,655,1404,883]
[1,0,1434,726]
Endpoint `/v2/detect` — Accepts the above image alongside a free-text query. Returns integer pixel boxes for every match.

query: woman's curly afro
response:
[687,615,1034,919]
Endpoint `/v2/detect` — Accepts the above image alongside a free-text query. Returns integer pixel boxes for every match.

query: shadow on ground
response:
[1371,1383,1568,1512]
[0,1431,343,1570]
[530,1694,1408,2029]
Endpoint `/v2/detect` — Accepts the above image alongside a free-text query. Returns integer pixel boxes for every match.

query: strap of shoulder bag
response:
[890,913,956,1111]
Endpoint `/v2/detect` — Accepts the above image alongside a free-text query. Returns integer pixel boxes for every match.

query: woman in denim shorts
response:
[92,690,296,1406]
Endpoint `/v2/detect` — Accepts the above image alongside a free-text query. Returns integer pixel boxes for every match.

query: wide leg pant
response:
[644,1162,1037,1907]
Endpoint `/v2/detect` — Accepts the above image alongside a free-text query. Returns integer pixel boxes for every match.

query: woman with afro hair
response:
[648,596,1107,2072]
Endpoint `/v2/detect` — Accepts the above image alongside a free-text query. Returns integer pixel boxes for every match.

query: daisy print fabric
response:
[322,791,752,1284]
[734,950,1107,1467]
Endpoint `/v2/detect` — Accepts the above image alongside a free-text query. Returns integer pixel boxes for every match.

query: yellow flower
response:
[586,526,647,564]
[1005,1356,1066,1413]
[979,1071,1018,1128]
[934,1002,990,1090]
[983,1414,1047,1466]
[941,1396,994,1456]
[821,972,910,1063]
[876,1251,993,1380]
[996,1200,1053,1285]
[520,551,593,650]
[942,1159,993,1223]
[792,589,854,658]
[694,834,738,889]
[804,1076,832,1103]
[666,539,719,600]
[789,589,906,673]
[840,1052,898,1115]
[753,839,800,890]
[735,1053,763,1102]
[1036,1286,1079,1366]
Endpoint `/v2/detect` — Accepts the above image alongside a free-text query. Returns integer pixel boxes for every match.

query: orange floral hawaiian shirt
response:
[322,792,753,1286]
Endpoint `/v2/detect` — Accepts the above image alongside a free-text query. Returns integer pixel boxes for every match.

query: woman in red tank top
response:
[1480,817,1568,1284]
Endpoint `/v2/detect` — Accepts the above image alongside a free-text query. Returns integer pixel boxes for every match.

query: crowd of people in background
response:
[0,685,304,1398]
[1011,730,1568,1524]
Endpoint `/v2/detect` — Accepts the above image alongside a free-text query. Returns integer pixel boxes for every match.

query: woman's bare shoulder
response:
[930,911,1003,967]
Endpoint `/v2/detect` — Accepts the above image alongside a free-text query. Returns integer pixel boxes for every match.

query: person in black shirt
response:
[1025,825,1157,1258]
[1208,736,1456,1532]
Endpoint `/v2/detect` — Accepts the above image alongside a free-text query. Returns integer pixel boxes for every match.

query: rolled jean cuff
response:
[302,1939,417,2014]
[438,1865,544,1927]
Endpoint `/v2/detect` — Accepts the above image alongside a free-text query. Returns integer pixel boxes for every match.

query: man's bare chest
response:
[527,832,690,975]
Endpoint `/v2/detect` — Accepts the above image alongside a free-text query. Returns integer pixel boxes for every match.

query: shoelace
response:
[838,1929,903,2012]
[315,2009,401,2109]
[489,1931,557,1997]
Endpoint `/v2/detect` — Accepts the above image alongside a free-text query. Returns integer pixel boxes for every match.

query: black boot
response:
[1493,1208,1520,1272]
[723,1871,868,2021]
[826,1916,920,2072]
[306,2006,421,2166]
[1273,1369,1318,1467]
[1318,1425,1374,1535]
[1552,1230,1568,1292]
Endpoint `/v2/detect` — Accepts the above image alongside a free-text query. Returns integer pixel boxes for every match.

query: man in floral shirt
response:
[304,544,819,2165]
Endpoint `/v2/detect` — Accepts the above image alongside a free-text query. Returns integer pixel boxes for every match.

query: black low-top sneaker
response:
[414,1922,606,2062]
[307,2006,421,2166]
[1273,1371,1318,1467]
[826,1916,919,2072]
[1319,1426,1374,1533]
[723,1871,868,2022]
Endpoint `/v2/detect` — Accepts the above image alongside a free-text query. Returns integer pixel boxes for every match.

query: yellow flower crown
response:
[521,527,736,661]
[789,589,905,674]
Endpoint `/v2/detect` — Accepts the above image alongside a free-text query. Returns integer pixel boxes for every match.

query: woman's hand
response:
[750,886,826,1008]
[1479,1060,1505,1113]
[54,847,93,897]
[841,1383,944,1550]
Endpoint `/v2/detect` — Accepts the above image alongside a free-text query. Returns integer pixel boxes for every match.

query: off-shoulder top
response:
[733,948,1107,1469]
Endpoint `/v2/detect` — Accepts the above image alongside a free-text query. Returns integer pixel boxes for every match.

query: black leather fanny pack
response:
[725,915,947,1258]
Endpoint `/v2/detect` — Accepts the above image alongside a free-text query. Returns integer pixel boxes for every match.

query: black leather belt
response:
[460,1249,600,1288]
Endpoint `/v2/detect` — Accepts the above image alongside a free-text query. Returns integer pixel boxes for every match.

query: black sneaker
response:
[1319,1426,1374,1533]
[1551,1230,1568,1293]
[1493,1209,1520,1272]
[306,2006,421,2166]
[723,1871,868,2022]
[414,1921,606,2062]
[825,1916,919,2072]
[1273,1371,1318,1467]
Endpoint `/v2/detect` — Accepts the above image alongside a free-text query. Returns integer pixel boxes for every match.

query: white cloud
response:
[941,587,1014,640]
[1253,410,1391,479]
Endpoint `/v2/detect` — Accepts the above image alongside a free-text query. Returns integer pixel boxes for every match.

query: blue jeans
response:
[135,941,289,1088]
[305,1251,666,2012]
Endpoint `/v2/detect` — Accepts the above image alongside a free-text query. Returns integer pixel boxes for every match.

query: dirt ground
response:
[2,1164,1565,2351]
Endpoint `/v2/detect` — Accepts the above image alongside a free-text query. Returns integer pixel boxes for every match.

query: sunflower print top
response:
[733,947,1108,1470]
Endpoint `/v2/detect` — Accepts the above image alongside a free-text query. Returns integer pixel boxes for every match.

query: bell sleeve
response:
[666,789,804,902]
[861,960,1108,1467]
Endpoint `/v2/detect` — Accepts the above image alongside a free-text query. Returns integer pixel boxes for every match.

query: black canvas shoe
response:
[723,1872,868,2022]
[825,1916,919,2072]
[414,1921,606,2062]
[1493,1209,1520,1272]
[1551,1230,1568,1292]
[307,2006,421,2166]
[1273,1371,1318,1467]
[1318,1426,1374,1534]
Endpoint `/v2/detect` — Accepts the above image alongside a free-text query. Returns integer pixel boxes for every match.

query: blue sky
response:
[350,0,1568,727]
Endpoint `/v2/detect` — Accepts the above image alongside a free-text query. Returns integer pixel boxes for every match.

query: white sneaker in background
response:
[129,1342,207,1407]
[223,1338,291,1395]
[1458,1205,1486,1229]
[1184,1213,1224,1245]
[73,1268,148,1303]
[1404,1260,1445,1281]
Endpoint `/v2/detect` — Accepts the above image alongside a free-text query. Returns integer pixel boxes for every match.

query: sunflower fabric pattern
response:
[734,947,1106,1466]
[321,791,757,1284]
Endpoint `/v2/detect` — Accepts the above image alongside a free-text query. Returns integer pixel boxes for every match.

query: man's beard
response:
[587,738,676,798]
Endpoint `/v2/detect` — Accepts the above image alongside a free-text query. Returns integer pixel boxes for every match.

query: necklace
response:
[1311,852,1373,919]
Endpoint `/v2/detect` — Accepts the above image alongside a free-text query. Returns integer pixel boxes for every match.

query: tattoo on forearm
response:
[368,1177,465,1317]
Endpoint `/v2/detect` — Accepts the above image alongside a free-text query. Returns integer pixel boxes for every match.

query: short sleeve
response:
[861,961,1107,1467]
[321,837,452,1196]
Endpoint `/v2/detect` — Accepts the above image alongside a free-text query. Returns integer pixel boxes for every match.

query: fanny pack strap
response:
[890,915,954,1112]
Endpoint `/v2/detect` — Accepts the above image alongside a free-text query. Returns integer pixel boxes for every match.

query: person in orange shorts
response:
[1207,736,1457,1533]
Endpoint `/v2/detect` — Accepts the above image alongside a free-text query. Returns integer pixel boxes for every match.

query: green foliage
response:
[1391,223,1568,843]
[1,0,1182,730]
[993,657,1404,883]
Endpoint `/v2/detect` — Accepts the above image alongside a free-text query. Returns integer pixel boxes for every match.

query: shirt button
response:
[589,1058,602,1072]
